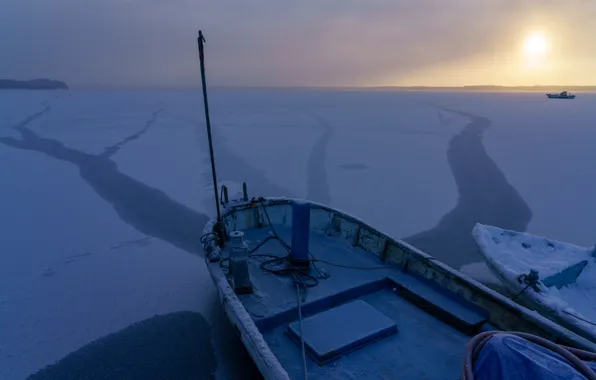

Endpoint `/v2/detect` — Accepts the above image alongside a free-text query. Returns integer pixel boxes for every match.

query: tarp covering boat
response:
[472,333,596,380]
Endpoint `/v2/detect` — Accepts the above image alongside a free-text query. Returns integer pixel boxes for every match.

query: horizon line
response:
[67,84,596,92]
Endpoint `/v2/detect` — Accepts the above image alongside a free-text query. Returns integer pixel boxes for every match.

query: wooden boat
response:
[546,91,576,99]
[202,195,596,379]
[472,223,596,345]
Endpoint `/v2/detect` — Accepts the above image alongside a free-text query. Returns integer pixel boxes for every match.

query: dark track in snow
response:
[404,105,533,268]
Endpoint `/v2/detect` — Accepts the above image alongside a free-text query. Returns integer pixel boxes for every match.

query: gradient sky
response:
[2,0,595,88]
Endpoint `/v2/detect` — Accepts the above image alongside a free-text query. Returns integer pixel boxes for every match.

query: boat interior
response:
[214,199,590,379]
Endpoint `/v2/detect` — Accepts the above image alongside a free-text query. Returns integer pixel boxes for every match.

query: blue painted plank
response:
[254,279,387,332]
[388,274,488,335]
[286,300,397,364]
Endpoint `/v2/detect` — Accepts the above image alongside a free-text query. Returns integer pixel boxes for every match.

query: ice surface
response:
[0,91,249,379]
[211,90,467,239]
[411,92,596,248]
[453,92,596,248]
[0,143,217,378]
[0,91,57,129]
[459,262,502,287]
[3,89,596,378]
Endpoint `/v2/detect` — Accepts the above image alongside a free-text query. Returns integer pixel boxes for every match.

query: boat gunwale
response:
[203,197,596,378]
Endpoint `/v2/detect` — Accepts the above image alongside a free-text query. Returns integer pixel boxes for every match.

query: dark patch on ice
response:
[404,106,532,268]
[109,237,153,250]
[0,107,210,256]
[436,110,452,126]
[64,251,92,260]
[41,268,55,277]
[305,114,332,205]
[100,108,164,158]
[7,103,53,130]
[398,130,443,135]
[63,252,92,265]
[26,312,217,380]
[339,163,369,170]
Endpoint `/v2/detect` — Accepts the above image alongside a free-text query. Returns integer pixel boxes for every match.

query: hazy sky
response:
[2,0,595,88]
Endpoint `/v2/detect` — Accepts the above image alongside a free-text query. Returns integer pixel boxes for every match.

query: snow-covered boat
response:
[547,91,576,99]
[201,194,596,379]
[472,223,596,344]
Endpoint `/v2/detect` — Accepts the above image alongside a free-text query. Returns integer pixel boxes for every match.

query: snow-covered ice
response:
[0,91,250,379]
[212,90,467,239]
[2,89,596,378]
[446,92,596,248]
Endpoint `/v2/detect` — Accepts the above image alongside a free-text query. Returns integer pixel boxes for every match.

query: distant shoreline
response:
[57,84,596,92]
[365,85,596,92]
[0,79,68,90]
[208,85,596,92]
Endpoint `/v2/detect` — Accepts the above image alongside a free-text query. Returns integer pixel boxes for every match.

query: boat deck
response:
[232,226,493,379]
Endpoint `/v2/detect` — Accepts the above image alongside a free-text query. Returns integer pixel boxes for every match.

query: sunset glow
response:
[524,32,549,57]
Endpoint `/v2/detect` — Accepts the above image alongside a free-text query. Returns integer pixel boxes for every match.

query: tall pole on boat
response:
[197,30,225,247]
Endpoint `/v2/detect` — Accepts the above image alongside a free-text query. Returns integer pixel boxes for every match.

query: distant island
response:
[0,79,68,90]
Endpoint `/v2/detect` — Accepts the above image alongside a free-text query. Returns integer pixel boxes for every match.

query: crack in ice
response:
[404,105,533,268]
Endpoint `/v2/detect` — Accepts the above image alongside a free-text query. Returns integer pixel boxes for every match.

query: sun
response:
[523,32,549,57]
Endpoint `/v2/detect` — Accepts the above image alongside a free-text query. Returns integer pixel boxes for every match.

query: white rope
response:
[296,283,308,380]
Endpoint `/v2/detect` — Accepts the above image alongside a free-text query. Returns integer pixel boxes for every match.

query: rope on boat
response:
[510,284,532,302]
[295,282,309,380]
[511,271,596,328]
[200,232,219,253]
[562,310,596,327]
[251,198,436,273]
[462,331,596,380]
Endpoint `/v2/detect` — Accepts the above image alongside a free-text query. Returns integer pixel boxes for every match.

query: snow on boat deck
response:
[234,226,482,379]
[473,224,591,279]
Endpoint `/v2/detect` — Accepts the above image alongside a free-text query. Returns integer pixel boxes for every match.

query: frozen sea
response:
[1,89,596,379]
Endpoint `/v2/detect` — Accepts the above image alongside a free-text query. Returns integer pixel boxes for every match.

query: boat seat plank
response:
[388,273,489,335]
[286,300,398,364]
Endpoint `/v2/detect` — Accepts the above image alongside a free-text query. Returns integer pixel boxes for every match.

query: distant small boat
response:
[547,91,576,99]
